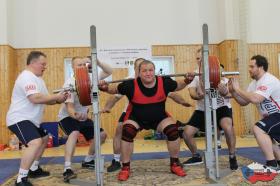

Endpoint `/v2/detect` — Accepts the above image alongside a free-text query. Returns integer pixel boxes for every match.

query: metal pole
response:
[211,90,219,179]
[202,24,216,181]
[90,25,104,186]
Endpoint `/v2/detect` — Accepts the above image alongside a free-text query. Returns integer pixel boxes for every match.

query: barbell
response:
[53,55,239,106]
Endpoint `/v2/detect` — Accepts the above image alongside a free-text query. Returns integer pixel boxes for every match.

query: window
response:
[152,56,175,75]
[64,58,73,81]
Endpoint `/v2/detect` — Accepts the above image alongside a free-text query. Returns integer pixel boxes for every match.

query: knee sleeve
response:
[121,124,138,142]
[163,124,179,141]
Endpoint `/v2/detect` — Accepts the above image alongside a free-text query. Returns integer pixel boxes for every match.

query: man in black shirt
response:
[99,60,194,181]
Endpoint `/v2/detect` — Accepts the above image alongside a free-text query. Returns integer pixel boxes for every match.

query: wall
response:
[247,0,280,43]
[2,1,280,143]
[2,42,280,143]
[217,40,246,135]
[5,0,280,46]
[0,44,219,143]
[1,43,232,143]
[0,0,8,44]
[218,0,239,40]
[0,45,16,144]
[7,0,224,48]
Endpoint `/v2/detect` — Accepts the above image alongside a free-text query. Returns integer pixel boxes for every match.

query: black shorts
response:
[187,106,233,132]
[118,112,126,123]
[59,117,104,141]
[255,112,280,143]
[127,114,169,130]
[8,120,48,145]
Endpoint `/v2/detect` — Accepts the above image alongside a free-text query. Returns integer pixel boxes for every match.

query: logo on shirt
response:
[25,84,36,92]
[257,86,267,91]
[260,98,280,116]
[217,94,225,106]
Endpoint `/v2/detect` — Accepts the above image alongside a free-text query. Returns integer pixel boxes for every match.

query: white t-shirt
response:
[6,70,49,127]
[187,76,231,111]
[58,77,88,121]
[247,72,280,118]
[58,73,107,121]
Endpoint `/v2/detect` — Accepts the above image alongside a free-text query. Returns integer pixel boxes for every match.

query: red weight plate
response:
[75,67,92,106]
[208,56,220,88]
[199,56,220,88]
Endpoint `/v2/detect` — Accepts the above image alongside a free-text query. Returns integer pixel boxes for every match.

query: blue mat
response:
[0,147,263,184]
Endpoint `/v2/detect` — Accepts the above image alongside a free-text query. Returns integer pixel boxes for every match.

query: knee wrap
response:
[163,124,179,141]
[122,124,138,142]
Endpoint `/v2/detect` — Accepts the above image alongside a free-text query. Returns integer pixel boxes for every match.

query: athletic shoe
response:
[170,163,186,177]
[241,164,278,184]
[81,160,95,169]
[63,169,77,182]
[229,156,238,170]
[183,156,203,166]
[117,166,130,181]
[107,159,121,172]
[15,177,33,186]
[248,162,280,173]
[28,166,50,178]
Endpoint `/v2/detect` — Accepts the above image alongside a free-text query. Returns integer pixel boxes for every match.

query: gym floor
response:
[3,137,278,186]
[0,137,258,159]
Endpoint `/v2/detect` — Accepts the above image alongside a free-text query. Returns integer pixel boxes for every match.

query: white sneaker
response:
[247,162,280,173]
[247,162,264,170]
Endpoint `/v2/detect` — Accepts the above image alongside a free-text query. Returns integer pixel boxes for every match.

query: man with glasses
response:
[6,51,69,186]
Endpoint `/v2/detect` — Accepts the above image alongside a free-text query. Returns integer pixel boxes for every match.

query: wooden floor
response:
[0,136,258,159]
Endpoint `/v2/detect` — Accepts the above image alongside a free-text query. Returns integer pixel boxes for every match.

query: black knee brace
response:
[163,124,179,141]
[121,124,138,142]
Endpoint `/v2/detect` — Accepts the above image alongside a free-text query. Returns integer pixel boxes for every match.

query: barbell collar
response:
[53,85,75,94]
[221,71,240,76]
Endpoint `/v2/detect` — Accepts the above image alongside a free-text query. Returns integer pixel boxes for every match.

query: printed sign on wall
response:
[97,46,152,68]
